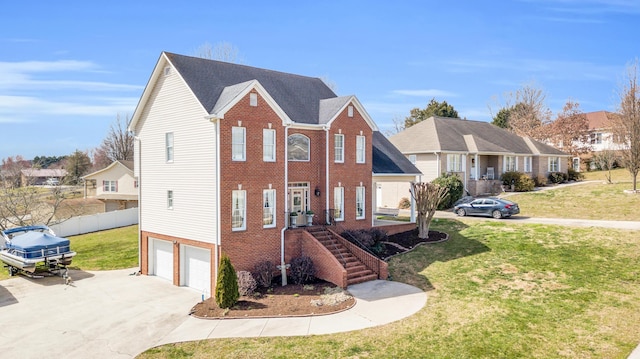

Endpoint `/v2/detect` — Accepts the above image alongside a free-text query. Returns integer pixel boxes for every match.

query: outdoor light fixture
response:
[314,187,321,197]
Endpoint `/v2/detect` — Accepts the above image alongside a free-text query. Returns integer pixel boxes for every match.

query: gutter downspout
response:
[214,118,221,284]
[133,136,142,274]
[325,126,330,224]
[280,125,290,286]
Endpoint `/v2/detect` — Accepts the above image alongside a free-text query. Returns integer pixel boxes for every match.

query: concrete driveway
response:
[0,268,199,359]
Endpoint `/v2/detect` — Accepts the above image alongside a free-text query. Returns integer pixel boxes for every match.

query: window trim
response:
[356,186,365,220]
[165,132,174,163]
[447,154,463,172]
[408,154,417,164]
[263,189,276,228]
[334,134,344,163]
[334,187,344,222]
[103,180,117,192]
[287,133,310,162]
[263,129,276,162]
[523,156,532,173]
[356,135,365,164]
[167,190,174,210]
[548,157,560,172]
[232,127,246,161]
[232,190,246,231]
[504,155,517,172]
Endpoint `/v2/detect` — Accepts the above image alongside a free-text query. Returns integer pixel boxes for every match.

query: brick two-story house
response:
[128,52,417,295]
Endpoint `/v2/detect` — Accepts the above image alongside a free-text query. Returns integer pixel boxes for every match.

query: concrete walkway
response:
[158,280,426,344]
[0,270,426,358]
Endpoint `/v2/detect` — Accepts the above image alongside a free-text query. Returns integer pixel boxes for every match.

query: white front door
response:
[290,188,305,215]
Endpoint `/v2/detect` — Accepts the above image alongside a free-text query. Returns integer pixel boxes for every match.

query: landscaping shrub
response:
[534,174,548,187]
[289,256,316,285]
[237,270,257,296]
[548,171,568,184]
[398,197,411,209]
[568,167,584,181]
[500,171,535,192]
[431,173,464,209]
[215,254,239,309]
[253,260,276,288]
[341,228,387,254]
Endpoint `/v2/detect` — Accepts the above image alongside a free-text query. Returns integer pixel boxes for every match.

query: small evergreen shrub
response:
[341,228,387,254]
[432,173,464,209]
[215,254,239,309]
[237,270,257,296]
[289,256,316,285]
[398,197,411,209]
[567,168,584,181]
[548,172,568,184]
[253,260,276,288]
[500,171,534,192]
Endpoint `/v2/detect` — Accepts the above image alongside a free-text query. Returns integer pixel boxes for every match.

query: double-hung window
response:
[356,135,365,163]
[263,129,276,162]
[103,180,117,192]
[523,156,532,172]
[504,156,517,172]
[548,157,560,172]
[232,127,246,161]
[263,189,276,228]
[334,134,344,163]
[167,190,174,210]
[447,154,463,172]
[232,190,246,231]
[334,187,344,222]
[356,186,365,220]
[165,132,174,162]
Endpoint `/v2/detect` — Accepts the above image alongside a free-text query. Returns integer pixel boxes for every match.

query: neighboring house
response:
[128,52,417,295]
[383,116,570,204]
[581,111,624,170]
[20,168,67,186]
[82,160,138,212]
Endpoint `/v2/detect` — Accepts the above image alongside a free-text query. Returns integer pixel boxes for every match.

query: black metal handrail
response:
[327,223,382,278]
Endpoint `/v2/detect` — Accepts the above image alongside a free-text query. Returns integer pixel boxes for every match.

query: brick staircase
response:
[306,227,379,286]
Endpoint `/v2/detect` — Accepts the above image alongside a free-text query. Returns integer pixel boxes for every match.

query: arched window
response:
[287,134,310,161]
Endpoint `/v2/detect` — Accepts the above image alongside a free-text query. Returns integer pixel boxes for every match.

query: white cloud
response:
[392,89,458,97]
[0,95,138,122]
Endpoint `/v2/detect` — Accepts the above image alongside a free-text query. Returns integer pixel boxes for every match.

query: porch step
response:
[306,227,379,287]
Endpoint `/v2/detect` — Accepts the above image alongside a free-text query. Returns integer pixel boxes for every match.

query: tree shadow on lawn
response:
[387,219,490,292]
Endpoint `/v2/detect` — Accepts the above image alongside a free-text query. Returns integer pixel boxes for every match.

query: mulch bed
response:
[377,229,448,259]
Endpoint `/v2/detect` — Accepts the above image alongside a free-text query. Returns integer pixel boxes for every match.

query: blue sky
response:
[1,0,638,160]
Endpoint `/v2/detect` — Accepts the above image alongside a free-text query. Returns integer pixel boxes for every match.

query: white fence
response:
[50,208,139,237]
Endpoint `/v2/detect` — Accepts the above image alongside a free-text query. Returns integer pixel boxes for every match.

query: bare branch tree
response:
[410,182,448,239]
[194,41,244,64]
[549,99,590,156]
[384,116,407,136]
[610,59,640,191]
[592,149,618,184]
[97,114,134,168]
[502,83,552,141]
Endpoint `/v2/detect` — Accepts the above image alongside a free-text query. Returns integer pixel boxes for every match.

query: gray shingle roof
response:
[165,52,337,124]
[389,116,568,156]
[372,132,421,175]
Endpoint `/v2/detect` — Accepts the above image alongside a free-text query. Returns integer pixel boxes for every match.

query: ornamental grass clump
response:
[215,254,239,309]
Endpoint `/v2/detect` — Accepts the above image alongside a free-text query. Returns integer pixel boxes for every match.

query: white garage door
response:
[152,239,173,282]
[182,245,211,295]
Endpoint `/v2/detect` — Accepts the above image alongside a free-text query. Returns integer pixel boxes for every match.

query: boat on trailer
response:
[1,225,76,277]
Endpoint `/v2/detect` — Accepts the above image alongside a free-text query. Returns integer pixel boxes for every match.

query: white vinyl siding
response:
[134,62,218,244]
[232,190,246,231]
[263,129,276,162]
[334,134,344,163]
[356,135,365,163]
[356,186,365,220]
[334,187,344,221]
[263,189,276,228]
[232,127,246,161]
[165,132,174,162]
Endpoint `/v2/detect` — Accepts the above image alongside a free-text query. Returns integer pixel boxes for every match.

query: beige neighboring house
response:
[380,116,570,206]
[82,160,138,212]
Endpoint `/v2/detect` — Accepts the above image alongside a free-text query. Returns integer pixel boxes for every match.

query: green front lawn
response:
[0,225,138,280]
[141,220,640,358]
